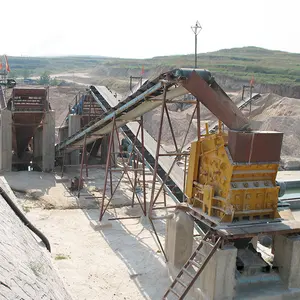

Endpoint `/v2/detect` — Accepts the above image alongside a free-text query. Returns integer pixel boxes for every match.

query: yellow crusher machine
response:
[181,71,284,224]
[185,126,282,223]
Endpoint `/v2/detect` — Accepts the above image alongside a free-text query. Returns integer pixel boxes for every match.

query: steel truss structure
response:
[57,69,265,262]
[96,83,204,260]
[56,69,300,300]
[99,116,147,221]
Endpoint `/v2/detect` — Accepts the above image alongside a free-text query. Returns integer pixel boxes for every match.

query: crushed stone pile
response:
[143,108,198,150]
[251,93,300,169]
[49,86,86,127]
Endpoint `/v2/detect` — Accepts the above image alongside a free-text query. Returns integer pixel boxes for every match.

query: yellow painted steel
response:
[186,130,280,223]
[205,122,209,135]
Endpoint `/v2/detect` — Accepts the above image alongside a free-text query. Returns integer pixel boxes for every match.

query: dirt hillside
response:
[49,85,86,127]
[48,77,300,170]
[251,93,300,169]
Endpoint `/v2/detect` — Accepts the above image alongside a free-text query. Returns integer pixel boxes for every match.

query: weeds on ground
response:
[55,254,71,260]
[22,205,30,213]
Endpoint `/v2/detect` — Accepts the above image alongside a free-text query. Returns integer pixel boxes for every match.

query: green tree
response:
[50,77,59,86]
[39,71,50,85]
[8,70,18,79]
[22,69,31,80]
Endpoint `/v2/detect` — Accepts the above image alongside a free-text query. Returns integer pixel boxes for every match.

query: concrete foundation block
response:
[68,114,81,137]
[58,127,70,165]
[165,210,194,269]
[140,214,151,226]
[33,127,43,159]
[274,235,300,288]
[58,126,68,144]
[196,244,237,300]
[90,220,112,230]
[55,177,70,183]
[0,110,12,171]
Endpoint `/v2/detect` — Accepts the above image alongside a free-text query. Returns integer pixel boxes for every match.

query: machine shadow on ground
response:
[83,206,171,300]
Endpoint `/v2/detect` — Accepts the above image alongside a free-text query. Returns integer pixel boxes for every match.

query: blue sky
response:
[2,0,300,58]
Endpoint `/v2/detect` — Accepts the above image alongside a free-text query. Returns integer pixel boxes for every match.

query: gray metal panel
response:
[93,85,120,107]
[93,86,119,107]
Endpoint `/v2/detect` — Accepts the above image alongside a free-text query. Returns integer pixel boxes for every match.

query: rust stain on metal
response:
[182,71,250,131]
[228,130,283,163]
[8,87,49,158]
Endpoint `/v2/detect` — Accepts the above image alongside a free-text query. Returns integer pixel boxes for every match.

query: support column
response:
[33,127,43,161]
[0,110,12,171]
[165,210,194,269]
[195,244,237,300]
[42,111,55,172]
[58,126,68,143]
[274,235,300,288]
[68,115,81,165]
[58,126,69,165]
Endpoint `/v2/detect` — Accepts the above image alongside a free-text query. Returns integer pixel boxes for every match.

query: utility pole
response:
[191,21,202,69]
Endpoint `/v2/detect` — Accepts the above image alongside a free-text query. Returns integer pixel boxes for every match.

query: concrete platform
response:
[276,171,300,209]
[277,171,300,182]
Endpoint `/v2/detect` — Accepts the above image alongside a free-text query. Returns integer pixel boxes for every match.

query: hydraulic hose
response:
[0,187,51,252]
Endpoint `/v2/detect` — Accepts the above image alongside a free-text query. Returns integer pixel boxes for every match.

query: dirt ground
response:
[3,168,179,300]
[26,208,170,300]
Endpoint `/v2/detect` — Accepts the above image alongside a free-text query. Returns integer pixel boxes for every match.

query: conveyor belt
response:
[55,69,215,154]
[55,68,251,155]
[90,85,185,203]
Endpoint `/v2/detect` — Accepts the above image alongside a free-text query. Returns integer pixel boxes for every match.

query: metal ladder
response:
[163,231,223,300]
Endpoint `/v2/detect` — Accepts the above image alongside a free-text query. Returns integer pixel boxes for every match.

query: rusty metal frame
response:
[57,81,205,262]
[149,85,167,215]
[99,117,147,221]
[145,92,201,261]
[148,103,197,216]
